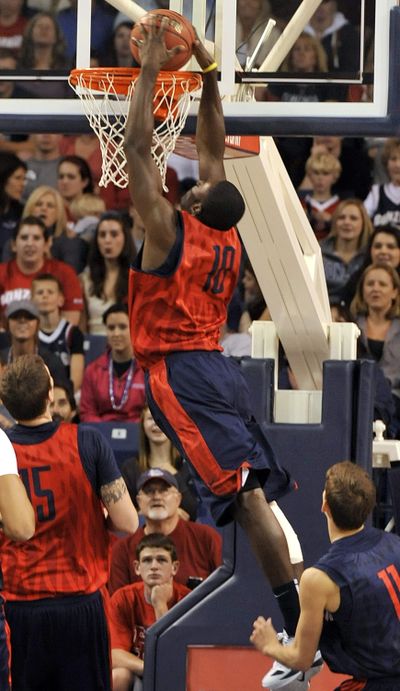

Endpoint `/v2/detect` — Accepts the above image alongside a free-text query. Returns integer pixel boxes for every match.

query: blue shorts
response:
[5,590,111,691]
[146,351,292,525]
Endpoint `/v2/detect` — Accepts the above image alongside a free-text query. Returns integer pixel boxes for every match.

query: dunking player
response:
[251,461,400,690]
[0,354,138,691]
[0,429,35,691]
[125,18,320,688]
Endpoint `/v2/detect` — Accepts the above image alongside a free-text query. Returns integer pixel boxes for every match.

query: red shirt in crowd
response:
[80,352,145,423]
[109,580,190,658]
[109,519,222,594]
[0,257,83,317]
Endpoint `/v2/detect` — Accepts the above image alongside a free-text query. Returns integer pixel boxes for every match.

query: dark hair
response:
[13,215,49,241]
[53,378,76,411]
[58,155,94,194]
[0,153,27,214]
[325,461,376,530]
[102,302,128,324]
[0,48,17,63]
[0,354,51,421]
[135,533,178,562]
[197,181,245,230]
[88,211,136,303]
[369,225,400,261]
[19,12,68,70]
[32,272,64,293]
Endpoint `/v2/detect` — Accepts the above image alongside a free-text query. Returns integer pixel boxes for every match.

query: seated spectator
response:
[22,185,88,273]
[0,48,32,99]
[238,258,270,334]
[31,272,84,392]
[1,298,69,387]
[350,263,400,428]
[110,533,190,691]
[109,468,223,594]
[56,0,115,62]
[80,212,135,335]
[298,136,373,201]
[57,155,95,221]
[341,225,400,308]
[100,17,135,68]
[18,11,70,98]
[0,215,83,325]
[300,151,341,240]
[0,153,27,253]
[80,303,145,423]
[49,379,79,423]
[59,134,132,212]
[122,404,198,521]
[22,133,62,202]
[304,0,360,98]
[364,138,400,229]
[263,33,332,103]
[236,0,280,69]
[0,353,14,429]
[320,199,373,303]
[0,0,30,57]
[69,192,106,244]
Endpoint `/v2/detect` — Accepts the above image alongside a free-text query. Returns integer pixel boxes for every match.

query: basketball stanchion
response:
[68,68,202,189]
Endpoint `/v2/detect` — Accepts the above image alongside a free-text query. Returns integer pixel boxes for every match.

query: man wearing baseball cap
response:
[109,468,222,594]
[1,299,70,388]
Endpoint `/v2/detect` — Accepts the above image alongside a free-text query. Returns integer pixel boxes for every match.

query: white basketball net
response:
[68,70,202,190]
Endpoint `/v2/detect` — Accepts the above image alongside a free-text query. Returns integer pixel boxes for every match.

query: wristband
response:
[202,61,218,74]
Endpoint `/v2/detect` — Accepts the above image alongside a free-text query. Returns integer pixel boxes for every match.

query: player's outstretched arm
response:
[0,430,35,541]
[0,474,35,541]
[101,477,139,534]
[123,17,180,253]
[193,36,225,184]
[251,567,332,671]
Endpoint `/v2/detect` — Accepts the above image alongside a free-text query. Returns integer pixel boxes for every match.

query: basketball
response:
[130,9,196,71]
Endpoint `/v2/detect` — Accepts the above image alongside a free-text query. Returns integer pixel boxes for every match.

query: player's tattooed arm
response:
[100,477,139,534]
[100,477,127,506]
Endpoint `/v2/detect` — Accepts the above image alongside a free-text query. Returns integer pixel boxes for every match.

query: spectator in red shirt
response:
[0,0,30,57]
[109,468,222,594]
[80,303,145,423]
[0,215,83,325]
[110,532,190,691]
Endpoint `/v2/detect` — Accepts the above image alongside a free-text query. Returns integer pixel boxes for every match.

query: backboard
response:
[0,0,398,137]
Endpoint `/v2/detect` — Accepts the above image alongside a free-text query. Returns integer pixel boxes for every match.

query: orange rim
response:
[69,67,201,97]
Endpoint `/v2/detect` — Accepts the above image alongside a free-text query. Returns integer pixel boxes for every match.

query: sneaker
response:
[261,631,323,689]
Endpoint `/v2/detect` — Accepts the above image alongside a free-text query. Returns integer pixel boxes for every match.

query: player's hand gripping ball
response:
[130,9,196,71]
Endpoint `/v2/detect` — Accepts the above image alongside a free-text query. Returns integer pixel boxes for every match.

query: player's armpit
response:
[101,477,139,534]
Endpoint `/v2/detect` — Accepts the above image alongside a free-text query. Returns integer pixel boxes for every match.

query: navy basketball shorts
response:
[0,598,10,691]
[146,350,291,525]
[5,590,111,691]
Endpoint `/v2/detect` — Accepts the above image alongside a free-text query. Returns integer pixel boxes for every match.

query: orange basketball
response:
[130,9,196,71]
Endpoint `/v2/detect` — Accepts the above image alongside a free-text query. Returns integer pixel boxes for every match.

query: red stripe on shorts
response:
[148,359,249,496]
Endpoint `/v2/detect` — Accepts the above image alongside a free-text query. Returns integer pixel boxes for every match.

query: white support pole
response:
[105,0,146,22]
[258,0,323,72]
[225,137,332,390]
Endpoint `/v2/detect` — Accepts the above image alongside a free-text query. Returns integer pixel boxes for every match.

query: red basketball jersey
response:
[129,211,242,369]
[0,424,110,600]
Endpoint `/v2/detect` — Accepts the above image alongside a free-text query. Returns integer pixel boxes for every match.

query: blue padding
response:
[142,358,375,691]
[84,421,139,468]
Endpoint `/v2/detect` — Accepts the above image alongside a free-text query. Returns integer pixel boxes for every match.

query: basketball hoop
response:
[68,68,202,190]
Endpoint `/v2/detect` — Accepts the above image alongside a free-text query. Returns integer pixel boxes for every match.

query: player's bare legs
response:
[235,488,293,587]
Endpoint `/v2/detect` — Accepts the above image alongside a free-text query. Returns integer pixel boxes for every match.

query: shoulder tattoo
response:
[101,477,127,505]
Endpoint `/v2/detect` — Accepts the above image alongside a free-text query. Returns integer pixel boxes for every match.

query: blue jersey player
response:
[251,461,400,690]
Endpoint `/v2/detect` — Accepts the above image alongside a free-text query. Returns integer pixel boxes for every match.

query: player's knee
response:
[112,667,135,691]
